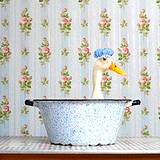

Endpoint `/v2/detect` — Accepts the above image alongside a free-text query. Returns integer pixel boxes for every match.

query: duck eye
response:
[103,57,106,61]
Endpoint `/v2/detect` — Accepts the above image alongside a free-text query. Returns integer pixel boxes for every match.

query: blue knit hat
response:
[94,48,114,58]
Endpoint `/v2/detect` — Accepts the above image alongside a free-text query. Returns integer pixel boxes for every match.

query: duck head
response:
[92,48,126,99]
[93,48,126,75]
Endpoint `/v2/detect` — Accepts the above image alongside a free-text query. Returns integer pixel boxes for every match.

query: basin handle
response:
[25,100,33,106]
[131,99,141,106]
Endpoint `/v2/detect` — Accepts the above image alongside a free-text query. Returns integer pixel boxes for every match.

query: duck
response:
[92,48,126,99]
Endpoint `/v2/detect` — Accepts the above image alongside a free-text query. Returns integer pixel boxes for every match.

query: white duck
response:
[92,48,126,99]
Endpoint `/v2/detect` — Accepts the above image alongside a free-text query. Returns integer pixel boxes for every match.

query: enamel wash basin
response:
[25,99,140,146]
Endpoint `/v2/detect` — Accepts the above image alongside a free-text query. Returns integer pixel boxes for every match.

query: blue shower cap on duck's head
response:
[94,48,114,58]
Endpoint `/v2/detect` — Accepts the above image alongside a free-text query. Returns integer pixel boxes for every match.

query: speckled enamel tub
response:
[25,99,140,146]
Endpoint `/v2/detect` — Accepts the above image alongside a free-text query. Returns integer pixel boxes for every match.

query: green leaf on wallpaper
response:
[1,77,8,85]
[1,19,9,27]
[59,8,72,36]
[120,19,128,28]
[158,107,160,119]
[0,37,11,65]
[61,48,69,56]
[21,105,29,114]
[0,96,11,123]
[41,19,48,28]
[138,67,151,95]
[140,48,148,57]
[141,107,149,116]
[19,8,32,36]
[21,48,29,56]
[122,107,132,124]
[81,19,88,28]
[0,0,10,7]
[59,66,72,94]
[156,48,160,62]
[78,0,90,8]
[141,125,150,137]
[121,77,128,86]
[39,0,49,7]
[81,77,89,86]
[21,124,30,136]
[117,0,128,8]
[78,38,91,65]
[41,77,49,86]
[19,66,32,93]
[137,9,150,37]
[38,111,43,124]
[38,38,51,65]
[157,0,160,8]
[98,9,112,36]
[101,72,112,95]
[118,38,130,66]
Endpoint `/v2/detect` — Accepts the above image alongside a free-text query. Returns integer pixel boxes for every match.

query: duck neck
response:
[92,67,103,99]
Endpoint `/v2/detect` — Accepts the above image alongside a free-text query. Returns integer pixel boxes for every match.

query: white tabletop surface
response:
[0,137,160,154]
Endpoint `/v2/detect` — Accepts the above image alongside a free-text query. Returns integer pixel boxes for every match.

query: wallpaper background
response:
[0,0,160,137]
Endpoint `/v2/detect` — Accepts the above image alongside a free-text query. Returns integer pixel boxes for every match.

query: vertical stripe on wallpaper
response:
[88,0,101,97]
[155,0,160,136]
[0,0,160,137]
[127,0,139,137]
[70,0,80,99]
[8,0,15,135]
[29,0,39,137]
[14,0,21,136]
[111,0,121,100]
[147,0,159,137]
[34,0,41,136]
[38,0,50,136]
[118,0,131,137]
[78,0,91,99]
[138,0,151,137]
[0,0,10,136]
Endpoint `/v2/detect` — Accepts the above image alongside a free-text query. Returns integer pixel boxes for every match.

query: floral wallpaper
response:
[0,0,160,138]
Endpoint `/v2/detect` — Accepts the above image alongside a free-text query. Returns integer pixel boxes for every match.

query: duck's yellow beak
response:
[109,63,126,75]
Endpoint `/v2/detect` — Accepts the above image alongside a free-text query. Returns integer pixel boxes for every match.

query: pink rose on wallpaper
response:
[83,47,90,54]
[98,9,112,36]
[140,18,146,24]
[137,9,150,36]
[100,19,107,25]
[62,76,69,81]
[59,66,72,94]
[125,107,130,113]
[24,124,28,128]
[62,18,71,25]
[38,38,51,65]
[2,105,10,113]
[0,37,11,65]
[62,76,72,81]
[78,38,91,65]
[20,17,28,25]
[21,75,30,82]
[2,47,9,54]
[102,76,111,82]
[42,47,50,54]
[102,77,107,82]
[59,8,72,36]
[142,77,151,81]
[123,47,129,54]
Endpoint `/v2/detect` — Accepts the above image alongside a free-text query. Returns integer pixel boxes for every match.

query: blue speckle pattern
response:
[94,48,114,58]
[34,101,126,145]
